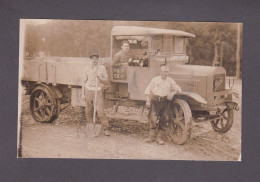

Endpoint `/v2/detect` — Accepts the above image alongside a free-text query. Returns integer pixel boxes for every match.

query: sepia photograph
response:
[18,19,242,161]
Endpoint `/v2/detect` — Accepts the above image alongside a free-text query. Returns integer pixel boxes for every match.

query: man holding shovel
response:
[82,54,110,136]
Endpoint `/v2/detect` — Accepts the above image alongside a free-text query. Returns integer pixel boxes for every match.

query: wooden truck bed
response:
[22,57,92,86]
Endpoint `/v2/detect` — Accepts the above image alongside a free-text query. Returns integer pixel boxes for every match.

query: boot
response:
[156,130,165,145]
[145,129,157,143]
[100,118,110,136]
[103,127,110,136]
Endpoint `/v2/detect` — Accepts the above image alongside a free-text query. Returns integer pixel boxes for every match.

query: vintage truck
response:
[21,26,238,144]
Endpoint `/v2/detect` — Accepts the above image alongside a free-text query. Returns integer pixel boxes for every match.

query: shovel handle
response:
[93,76,98,124]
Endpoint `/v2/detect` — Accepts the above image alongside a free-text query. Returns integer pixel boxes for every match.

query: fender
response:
[174,92,207,105]
[51,86,63,99]
[31,83,63,99]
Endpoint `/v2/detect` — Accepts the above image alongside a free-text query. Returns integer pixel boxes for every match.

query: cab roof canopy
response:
[111,26,195,38]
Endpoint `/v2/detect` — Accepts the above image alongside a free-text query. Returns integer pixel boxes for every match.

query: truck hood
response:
[171,64,226,77]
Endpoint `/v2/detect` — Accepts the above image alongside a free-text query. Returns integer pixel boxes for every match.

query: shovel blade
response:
[86,123,102,137]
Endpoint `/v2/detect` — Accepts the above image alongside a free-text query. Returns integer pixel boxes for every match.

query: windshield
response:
[112,36,148,59]
[150,36,186,54]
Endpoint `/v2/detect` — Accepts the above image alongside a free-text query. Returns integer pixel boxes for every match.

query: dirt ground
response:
[18,79,241,161]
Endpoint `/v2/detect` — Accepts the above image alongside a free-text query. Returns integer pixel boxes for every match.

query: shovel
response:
[86,76,102,137]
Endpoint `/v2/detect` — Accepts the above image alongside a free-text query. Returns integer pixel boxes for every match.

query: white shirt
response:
[145,76,182,97]
[82,64,108,89]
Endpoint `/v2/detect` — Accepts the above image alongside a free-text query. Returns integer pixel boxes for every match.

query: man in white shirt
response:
[144,64,182,144]
[82,54,110,136]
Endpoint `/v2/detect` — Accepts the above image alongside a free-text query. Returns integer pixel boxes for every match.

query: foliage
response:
[24,20,241,76]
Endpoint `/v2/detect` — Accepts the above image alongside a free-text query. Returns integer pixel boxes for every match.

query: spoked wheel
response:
[30,85,58,123]
[167,99,192,145]
[210,108,234,133]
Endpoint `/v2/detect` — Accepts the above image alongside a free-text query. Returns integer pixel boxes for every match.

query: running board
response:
[106,113,148,123]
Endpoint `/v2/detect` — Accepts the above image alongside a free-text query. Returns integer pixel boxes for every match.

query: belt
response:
[151,95,168,102]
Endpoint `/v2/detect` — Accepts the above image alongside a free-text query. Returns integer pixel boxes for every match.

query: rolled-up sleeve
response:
[145,78,155,95]
[170,78,182,93]
[101,66,108,78]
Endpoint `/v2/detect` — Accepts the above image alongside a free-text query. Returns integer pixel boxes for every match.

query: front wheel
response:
[167,99,192,145]
[210,108,234,133]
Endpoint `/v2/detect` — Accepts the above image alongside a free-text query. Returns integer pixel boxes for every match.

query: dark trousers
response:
[148,96,170,130]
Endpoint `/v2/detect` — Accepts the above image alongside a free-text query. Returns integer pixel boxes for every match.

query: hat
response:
[90,54,99,59]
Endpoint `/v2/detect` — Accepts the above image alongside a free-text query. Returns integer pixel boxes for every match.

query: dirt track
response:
[19,79,241,161]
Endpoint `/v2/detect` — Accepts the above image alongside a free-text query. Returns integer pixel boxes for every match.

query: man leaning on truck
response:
[81,54,110,136]
[145,64,182,145]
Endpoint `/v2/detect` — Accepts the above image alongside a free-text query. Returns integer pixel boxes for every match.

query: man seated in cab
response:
[112,40,133,66]
[145,64,182,145]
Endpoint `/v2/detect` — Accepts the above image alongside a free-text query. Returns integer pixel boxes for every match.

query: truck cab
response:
[109,26,195,101]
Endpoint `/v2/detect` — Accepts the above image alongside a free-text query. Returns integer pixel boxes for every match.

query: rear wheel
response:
[30,85,58,123]
[53,98,61,120]
[167,99,192,145]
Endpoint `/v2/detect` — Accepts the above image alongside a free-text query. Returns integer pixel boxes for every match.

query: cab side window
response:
[174,37,185,54]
